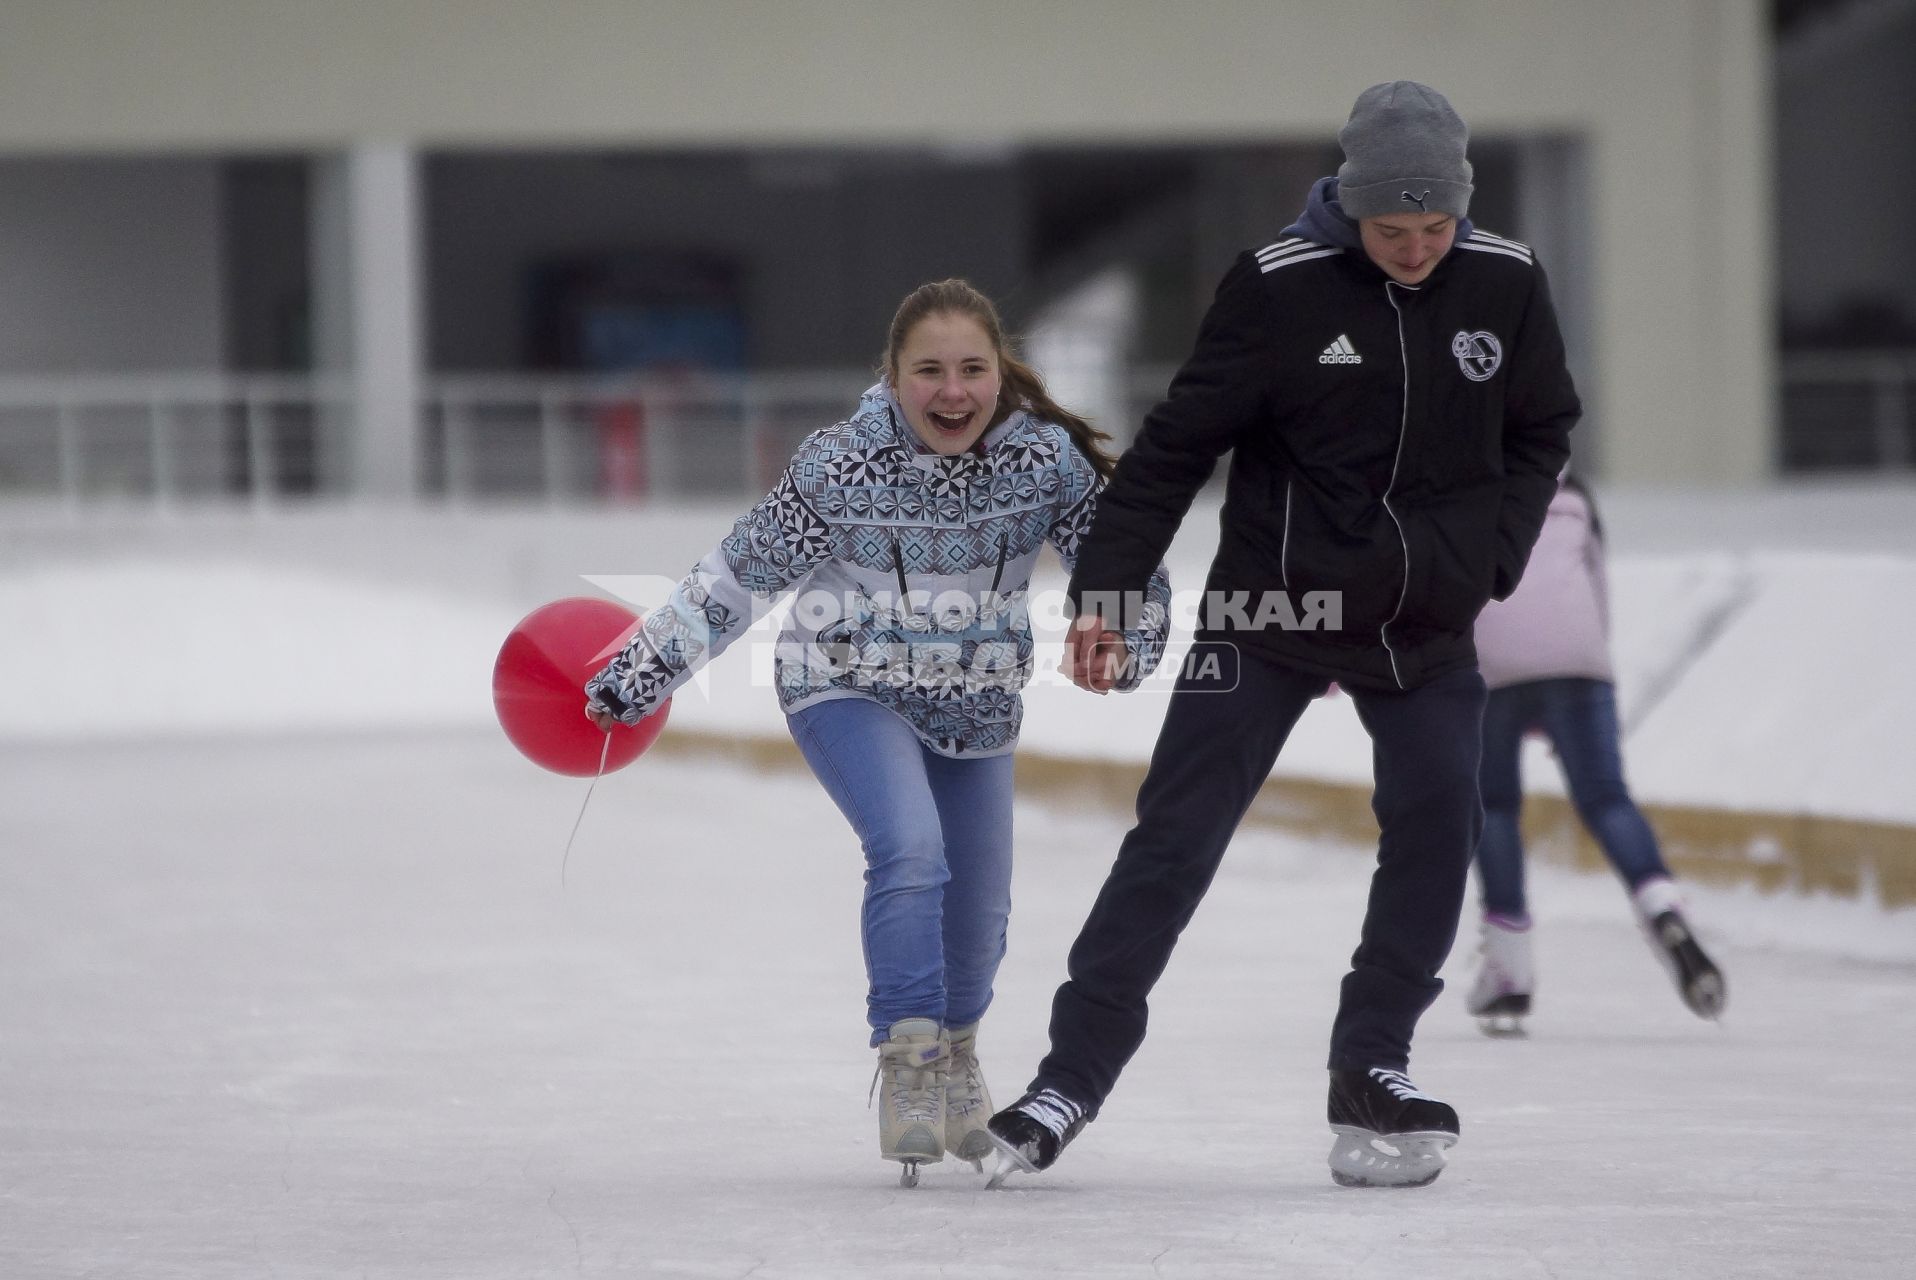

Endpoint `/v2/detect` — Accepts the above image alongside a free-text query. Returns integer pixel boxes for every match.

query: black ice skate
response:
[1632,879,1727,1021]
[983,1087,1089,1188]
[1646,909,1728,1020]
[1326,1067,1460,1188]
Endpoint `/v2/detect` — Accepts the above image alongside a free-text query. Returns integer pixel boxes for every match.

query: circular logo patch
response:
[1451,330,1502,382]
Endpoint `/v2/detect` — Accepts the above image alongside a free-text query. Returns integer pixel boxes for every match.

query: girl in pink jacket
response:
[1466,476,1725,1032]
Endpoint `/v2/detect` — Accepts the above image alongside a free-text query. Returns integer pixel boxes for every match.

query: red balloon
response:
[493,596,670,776]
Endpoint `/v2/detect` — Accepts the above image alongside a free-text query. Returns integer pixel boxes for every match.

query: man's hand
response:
[1063,611,1129,694]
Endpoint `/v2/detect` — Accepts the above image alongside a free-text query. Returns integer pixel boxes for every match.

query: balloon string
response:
[561,732,614,888]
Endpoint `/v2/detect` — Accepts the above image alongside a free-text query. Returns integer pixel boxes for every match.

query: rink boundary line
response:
[651,727,1916,909]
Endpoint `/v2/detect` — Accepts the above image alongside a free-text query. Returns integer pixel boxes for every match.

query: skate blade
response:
[983,1132,1038,1189]
[883,1143,941,1189]
[1476,1012,1528,1038]
[1328,1125,1456,1188]
[1684,971,1727,1021]
[951,1131,994,1173]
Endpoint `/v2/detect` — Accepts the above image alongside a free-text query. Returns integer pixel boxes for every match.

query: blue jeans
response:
[787,698,1016,1045]
[1475,677,1671,919]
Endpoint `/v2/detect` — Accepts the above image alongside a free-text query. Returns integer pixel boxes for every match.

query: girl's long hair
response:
[882,278,1118,481]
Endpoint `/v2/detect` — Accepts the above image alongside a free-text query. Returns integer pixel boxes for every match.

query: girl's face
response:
[891,312,1002,456]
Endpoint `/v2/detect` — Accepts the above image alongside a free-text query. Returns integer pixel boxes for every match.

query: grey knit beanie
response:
[1336,81,1473,221]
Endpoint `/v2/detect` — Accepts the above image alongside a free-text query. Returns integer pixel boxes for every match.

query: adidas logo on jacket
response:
[1318,335,1362,364]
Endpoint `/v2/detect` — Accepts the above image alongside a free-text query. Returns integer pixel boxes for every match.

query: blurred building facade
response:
[1773,0,1916,470]
[0,0,1899,503]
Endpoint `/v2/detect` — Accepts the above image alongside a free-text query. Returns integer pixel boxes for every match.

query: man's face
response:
[1358,212,1458,285]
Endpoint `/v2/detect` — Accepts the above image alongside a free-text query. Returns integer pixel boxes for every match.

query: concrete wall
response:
[0,0,1775,484]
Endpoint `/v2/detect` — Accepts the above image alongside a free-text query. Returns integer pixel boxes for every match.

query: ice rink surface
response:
[4,730,1912,1279]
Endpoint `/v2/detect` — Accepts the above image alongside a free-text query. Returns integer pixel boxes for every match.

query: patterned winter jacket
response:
[585,384,1173,758]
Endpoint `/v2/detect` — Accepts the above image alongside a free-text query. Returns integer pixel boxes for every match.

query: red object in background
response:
[595,400,648,500]
[493,596,670,776]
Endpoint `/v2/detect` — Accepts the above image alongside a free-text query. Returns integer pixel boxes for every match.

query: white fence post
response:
[150,399,177,508]
[56,398,82,507]
[539,390,566,506]
[1874,356,1910,471]
[246,395,274,512]
[444,395,473,503]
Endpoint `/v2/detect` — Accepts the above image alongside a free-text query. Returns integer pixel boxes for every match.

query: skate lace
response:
[1369,1068,1436,1103]
[868,1059,943,1124]
[946,1044,986,1115]
[1015,1088,1085,1140]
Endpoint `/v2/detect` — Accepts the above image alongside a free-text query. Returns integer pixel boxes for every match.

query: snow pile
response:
[1622,553,1916,824]
[0,560,524,738]
[3,508,1915,827]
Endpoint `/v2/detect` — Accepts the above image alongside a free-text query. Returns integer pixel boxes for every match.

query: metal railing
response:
[0,366,1180,507]
[0,374,350,509]
[11,354,1904,505]
[423,370,874,503]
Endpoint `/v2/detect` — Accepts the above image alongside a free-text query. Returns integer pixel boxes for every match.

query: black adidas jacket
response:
[1070,191,1579,692]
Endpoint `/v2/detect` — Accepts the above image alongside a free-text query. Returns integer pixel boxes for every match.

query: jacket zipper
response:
[1280,480,1294,590]
[1380,282,1415,689]
[893,529,1009,626]
[890,533,911,597]
[889,533,927,629]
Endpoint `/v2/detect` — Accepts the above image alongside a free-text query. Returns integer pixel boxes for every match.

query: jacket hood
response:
[1281,176,1474,250]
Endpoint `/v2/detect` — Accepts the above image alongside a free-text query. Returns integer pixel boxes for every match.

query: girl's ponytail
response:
[998,352,1118,481]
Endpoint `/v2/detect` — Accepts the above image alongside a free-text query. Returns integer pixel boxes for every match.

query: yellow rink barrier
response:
[651,728,1916,909]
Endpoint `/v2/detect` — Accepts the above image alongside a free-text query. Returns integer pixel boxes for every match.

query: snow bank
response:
[2,495,1913,829]
[0,560,524,738]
